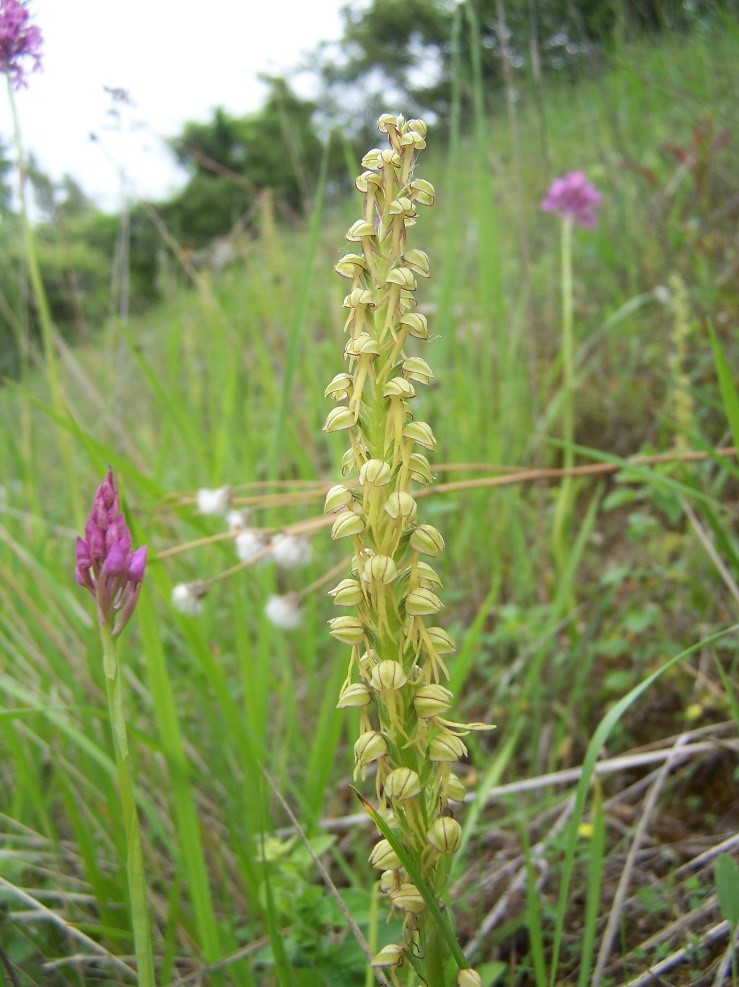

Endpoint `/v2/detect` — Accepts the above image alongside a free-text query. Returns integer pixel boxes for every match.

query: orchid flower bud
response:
[75,469,146,638]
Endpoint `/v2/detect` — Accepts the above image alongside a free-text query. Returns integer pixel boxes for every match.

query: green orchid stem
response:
[422,911,449,987]
[359,793,466,981]
[7,80,80,523]
[560,216,574,473]
[101,624,157,987]
[552,215,576,605]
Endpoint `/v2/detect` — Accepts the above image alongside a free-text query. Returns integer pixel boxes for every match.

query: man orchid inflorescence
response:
[323,114,488,987]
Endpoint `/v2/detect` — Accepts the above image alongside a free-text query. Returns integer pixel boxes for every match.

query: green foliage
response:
[313,0,733,130]
[716,854,739,928]
[255,836,373,983]
[164,78,327,246]
[0,19,737,986]
[0,203,121,371]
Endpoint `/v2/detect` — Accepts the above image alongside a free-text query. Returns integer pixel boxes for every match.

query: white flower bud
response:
[329,578,365,607]
[370,660,407,692]
[334,253,368,279]
[196,486,230,515]
[409,524,445,556]
[358,459,392,487]
[235,529,267,563]
[413,684,453,718]
[408,452,434,485]
[362,555,398,585]
[226,508,250,531]
[324,373,353,401]
[428,733,467,762]
[379,869,397,893]
[343,286,376,309]
[346,219,376,241]
[403,420,436,451]
[371,943,404,968]
[345,333,380,357]
[378,147,401,169]
[354,730,387,768]
[377,113,400,133]
[324,484,353,514]
[447,774,467,802]
[426,626,456,654]
[405,587,443,616]
[265,594,303,630]
[385,267,417,291]
[331,512,365,540]
[427,817,462,854]
[383,767,420,801]
[399,311,429,339]
[457,970,483,987]
[383,492,417,522]
[383,377,415,399]
[403,249,431,278]
[328,616,365,645]
[369,839,402,870]
[415,561,442,587]
[172,581,207,616]
[324,406,355,432]
[270,533,311,569]
[340,449,358,476]
[408,178,435,206]
[407,118,427,139]
[391,882,425,914]
[355,170,382,193]
[402,357,434,385]
[337,682,372,708]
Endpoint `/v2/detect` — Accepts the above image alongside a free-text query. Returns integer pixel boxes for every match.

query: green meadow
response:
[1,14,737,987]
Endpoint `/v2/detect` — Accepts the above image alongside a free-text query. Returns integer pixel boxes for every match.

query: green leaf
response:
[708,321,739,454]
[353,790,468,972]
[477,960,508,985]
[547,622,739,985]
[715,854,739,927]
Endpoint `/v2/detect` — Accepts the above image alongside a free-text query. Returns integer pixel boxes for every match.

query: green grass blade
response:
[576,779,606,987]
[547,621,739,985]
[356,791,468,972]
[708,321,739,453]
[136,585,233,981]
[522,821,548,987]
[268,137,330,479]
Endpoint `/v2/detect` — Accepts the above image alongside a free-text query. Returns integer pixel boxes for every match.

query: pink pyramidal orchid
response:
[75,468,147,637]
[541,170,602,228]
[0,0,42,88]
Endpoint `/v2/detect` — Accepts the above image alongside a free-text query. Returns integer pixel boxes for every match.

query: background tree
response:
[163,77,329,246]
[308,0,732,134]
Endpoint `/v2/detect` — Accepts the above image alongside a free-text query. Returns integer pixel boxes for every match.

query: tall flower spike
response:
[0,0,43,88]
[75,468,147,638]
[324,115,489,983]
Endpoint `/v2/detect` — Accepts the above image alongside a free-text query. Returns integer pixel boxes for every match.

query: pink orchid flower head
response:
[0,0,43,88]
[75,468,147,637]
[541,170,602,228]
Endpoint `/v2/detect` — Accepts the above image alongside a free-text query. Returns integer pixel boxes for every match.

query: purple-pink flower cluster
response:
[76,469,147,637]
[0,0,42,88]
[541,170,602,228]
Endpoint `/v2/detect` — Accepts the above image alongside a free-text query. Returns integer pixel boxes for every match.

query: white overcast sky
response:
[0,0,348,210]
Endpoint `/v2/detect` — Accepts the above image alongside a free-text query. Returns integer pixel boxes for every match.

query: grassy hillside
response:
[0,19,737,987]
